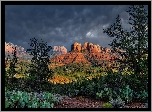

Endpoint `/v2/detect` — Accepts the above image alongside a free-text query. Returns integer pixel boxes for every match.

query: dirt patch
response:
[54,96,147,108]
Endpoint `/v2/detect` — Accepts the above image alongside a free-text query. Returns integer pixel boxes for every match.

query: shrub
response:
[8,47,18,79]
[134,90,148,102]
[126,73,148,93]
[102,102,113,108]
[104,72,126,91]
[119,85,133,103]
[96,87,113,101]
[109,97,125,108]
[5,89,61,108]
[26,37,52,93]
[5,47,18,89]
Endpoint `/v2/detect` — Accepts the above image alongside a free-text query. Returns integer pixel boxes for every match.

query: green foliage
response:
[96,87,113,101]
[5,71,9,86]
[5,57,148,103]
[16,61,30,76]
[126,74,148,94]
[84,81,96,96]
[5,89,61,108]
[134,90,148,102]
[5,66,148,103]
[102,102,113,108]
[8,47,18,78]
[95,73,148,103]
[40,71,148,103]
[104,72,126,91]
[109,96,125,108]
[137,56,148,75]
[5,47,18,87]
[26,37,52,93]
[103,5,148,75]
[51,63,108,81]
[119,85,133,103]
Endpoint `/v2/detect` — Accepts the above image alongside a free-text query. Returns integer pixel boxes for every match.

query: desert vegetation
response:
[5,5,148,108]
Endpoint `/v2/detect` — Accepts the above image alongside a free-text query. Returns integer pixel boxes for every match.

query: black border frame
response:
[1,1,151,111]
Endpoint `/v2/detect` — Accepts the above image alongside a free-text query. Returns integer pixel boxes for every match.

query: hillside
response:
[50,42,121,68]
[5,41,123,68]
[5,42,67,59]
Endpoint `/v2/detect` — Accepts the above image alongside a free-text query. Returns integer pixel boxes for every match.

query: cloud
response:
[5,5,146,52]
[102,23,110,29]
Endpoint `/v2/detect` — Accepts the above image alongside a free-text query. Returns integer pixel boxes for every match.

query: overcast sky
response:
[5,5,148,51]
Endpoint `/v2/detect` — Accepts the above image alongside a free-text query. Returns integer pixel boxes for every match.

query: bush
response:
[26,37,52,93]
[126,74,148,93]
[45,72,147,103]
[96,87,113,101]
[46,78,100,97]
[119,85,133,103]
[5,70,148,103]
[102,102,113,108]
[104,72,126,91]
[109,97,125,108]
[124,73,148,102]
[134,90,148,102]
[5,88,61,108]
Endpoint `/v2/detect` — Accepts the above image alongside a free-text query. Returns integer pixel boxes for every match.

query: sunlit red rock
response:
[51,52,91,65]
[5,42,30,58]
[53,46,67,55]
[51,42,125,68]
[71,42,82,52]
[5,42,14,53]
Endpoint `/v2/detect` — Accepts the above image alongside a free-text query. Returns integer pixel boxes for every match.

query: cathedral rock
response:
[50,42,122,68]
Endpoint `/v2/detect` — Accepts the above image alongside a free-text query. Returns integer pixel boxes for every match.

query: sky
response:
[5,5,148,52]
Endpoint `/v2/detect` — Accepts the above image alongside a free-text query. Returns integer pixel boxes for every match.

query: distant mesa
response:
[5,42,68,59]
[53,46,67,55]
[5,41,126,68]
[50,42,125,68]
[5,42,30,58]
[50,52,91,65]
[71,42,112,53]
[50,46,68,58]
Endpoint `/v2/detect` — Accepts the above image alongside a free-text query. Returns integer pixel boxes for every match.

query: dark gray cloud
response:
[5,5,148,51]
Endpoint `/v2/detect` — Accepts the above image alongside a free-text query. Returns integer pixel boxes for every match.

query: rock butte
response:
[5,42,126,68]
[53,46,67,55]
[50,42,123,68]
[5,42,30,57]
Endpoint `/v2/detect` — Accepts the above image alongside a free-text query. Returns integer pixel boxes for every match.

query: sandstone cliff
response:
[53,46,67,55]
[71,42,82,52]
[5,42,30,58]
[50,52,91,65]
[71,42,108,53]
[50,42,119,68]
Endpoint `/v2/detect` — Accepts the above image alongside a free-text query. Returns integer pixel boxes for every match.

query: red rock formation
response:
[50,52,91,65]
[5,42,30,58]
[50,42,124,68]
[83,42,89,50]
[71,42,82,52]
[105,47,111,53]
[53,46,67,54]
[5,42,15,54]
[72,42,102,53]
[89,43,101,53]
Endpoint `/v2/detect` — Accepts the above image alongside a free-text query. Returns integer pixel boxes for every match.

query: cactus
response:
[109,97,125,108]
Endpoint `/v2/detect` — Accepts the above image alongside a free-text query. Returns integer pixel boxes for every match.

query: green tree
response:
[27,37,52,93]
[7,47,18,84]
[103,5,148,75]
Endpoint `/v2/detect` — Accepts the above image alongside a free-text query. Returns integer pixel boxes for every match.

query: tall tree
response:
[103,5,148,75]
[27,37,52,93]
[9,47,18,83]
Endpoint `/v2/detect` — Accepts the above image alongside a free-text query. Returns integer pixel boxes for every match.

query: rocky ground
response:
[54,96,148,108]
